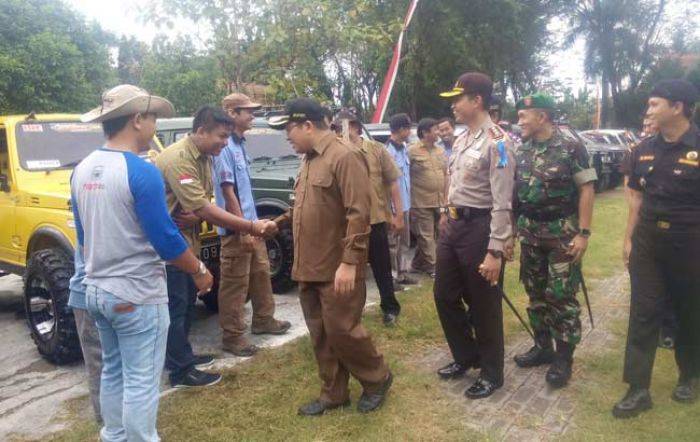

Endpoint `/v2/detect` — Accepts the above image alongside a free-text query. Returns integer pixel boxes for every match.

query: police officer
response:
[434,72,515,399]
[512,93,597,389]
[613,79,700,418]
[269,99,392,415]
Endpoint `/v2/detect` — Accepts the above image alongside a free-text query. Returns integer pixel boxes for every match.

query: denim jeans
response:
[165,265,197,384]
[86,285,170,442]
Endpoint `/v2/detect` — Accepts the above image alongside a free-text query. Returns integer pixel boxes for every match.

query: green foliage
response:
[0,0,114,114]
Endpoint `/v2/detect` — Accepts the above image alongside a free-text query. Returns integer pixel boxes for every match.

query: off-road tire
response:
[267,223,295,294]
[24,248,82,364]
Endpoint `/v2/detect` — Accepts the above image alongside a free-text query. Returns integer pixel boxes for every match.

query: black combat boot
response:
[514,331,554,368]
[546,340,574,388]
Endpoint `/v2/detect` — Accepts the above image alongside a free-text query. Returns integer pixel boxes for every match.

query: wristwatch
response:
[580,228,591,238]
[487,249,504,259]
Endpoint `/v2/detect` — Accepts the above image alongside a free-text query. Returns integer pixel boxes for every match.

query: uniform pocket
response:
[309,171,334,205]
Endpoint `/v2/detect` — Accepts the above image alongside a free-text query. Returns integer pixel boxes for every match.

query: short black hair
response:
[437,117,455,128]
[389,113,411,132]
[681,102,695,119]
[192,106,234,133]
[102,115,132,138]
[417,118,438,139]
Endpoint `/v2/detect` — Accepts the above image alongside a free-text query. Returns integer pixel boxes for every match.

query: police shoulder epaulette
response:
[488,125,505,141]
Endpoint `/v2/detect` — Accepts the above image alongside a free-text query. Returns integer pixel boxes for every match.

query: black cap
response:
[649,79,699,106]
[268,98,326,129]
[439,72,493,104]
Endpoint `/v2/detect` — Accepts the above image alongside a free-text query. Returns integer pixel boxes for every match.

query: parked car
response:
[578,131,628,190]
[581,129,639,151]
[0,114,164,363]
[156,118,299,310]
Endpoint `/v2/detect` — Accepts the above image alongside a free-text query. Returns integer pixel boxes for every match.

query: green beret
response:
[516,93,556,111]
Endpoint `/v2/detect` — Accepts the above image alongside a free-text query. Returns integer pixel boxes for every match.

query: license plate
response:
[200,243,220,263]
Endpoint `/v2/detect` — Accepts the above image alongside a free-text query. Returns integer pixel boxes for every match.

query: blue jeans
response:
[165,265,197,384]
[86,285,170,442]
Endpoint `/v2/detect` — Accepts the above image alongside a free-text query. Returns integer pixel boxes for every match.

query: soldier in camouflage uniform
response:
[512,93,597,388]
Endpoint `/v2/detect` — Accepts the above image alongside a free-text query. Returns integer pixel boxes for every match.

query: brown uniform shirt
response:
[448,119,515,252]
[278,132,371,282]
[409,141,447,208]
[359,138,400,225]
[154,135,213,251]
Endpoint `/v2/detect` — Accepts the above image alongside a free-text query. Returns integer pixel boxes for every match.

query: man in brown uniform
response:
[434,73,516,399]
[213,93,291,357]
[409,117,447,277]
[156,106,276,387]
[269,98,392,416]
[333,108,404,326]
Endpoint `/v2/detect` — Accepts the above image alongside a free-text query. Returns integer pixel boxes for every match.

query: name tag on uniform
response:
[466,148,482,160]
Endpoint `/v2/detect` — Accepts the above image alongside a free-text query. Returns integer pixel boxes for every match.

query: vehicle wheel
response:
[266,221,295,293]
[24,248,82,364]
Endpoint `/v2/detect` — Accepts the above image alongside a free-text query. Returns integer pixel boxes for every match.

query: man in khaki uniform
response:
[213,93,291,357]
[333,108,404,326]
[434,72,515,399]
[409,117,447,277]
[156,106,275,387]
[269,98,392,416]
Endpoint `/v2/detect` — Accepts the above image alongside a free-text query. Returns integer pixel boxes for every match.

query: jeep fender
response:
[255,198,291,216]
[27,227,74,258]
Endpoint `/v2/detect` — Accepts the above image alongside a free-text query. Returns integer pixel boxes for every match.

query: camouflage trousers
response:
[520,239,582,345]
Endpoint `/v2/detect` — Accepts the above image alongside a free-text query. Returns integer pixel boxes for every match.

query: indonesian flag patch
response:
[179,174,195,185]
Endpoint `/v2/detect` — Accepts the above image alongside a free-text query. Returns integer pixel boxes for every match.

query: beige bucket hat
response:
[81,84,175,123]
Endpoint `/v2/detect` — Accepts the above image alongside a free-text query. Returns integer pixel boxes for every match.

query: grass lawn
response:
[51,190,700,441]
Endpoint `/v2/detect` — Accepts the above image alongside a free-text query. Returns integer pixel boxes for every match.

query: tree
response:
[117,37,149,85]
[563,0,668,127]
[0,0,115,114]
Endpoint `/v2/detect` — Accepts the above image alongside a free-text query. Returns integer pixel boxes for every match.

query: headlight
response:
[67,219,76,229]
[601,154,611,163]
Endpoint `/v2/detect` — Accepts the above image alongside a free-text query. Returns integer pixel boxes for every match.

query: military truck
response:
[0,114,168,364]
[156,118,299,310]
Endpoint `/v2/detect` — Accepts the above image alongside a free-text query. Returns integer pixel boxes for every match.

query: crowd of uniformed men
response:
[67,69,699,440]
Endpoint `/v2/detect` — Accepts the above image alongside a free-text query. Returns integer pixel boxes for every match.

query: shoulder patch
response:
[488,125,505,141]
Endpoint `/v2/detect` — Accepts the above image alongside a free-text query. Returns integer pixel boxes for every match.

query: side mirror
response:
[0,174,9,192]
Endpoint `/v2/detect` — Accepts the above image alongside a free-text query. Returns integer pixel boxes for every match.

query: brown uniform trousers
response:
[218,234,276,348]
[410,207,440,272]
[280,132,389,404]
[299,280,387,403]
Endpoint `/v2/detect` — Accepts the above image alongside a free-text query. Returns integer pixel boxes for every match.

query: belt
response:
[520,209,575,222]
[447,206,491,221]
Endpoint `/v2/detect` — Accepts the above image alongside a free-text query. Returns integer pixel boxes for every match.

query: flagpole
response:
[371,0,420,124]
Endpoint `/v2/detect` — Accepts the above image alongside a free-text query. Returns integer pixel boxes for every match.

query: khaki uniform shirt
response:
[359,138,400,225]
[279,132,371,282]
[155,135,213,251]
[448,119,516,251]
[409,141,447,208]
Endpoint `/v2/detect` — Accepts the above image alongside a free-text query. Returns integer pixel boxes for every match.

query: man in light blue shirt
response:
[385,113,417,286]
[213,93,290,357]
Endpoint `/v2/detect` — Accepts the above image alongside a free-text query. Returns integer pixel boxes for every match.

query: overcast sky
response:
[66,0,697,94]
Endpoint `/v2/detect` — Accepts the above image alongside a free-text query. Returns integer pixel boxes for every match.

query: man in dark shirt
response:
[613,79,700,418]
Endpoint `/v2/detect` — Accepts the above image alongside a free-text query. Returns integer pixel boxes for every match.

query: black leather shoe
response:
[298,399,351,416]
[612,387,652,419]
[357,372,394,413]
[383,312,399,327]
[437,362,472,379]
[464,377,503,399]
[672,378,699,403]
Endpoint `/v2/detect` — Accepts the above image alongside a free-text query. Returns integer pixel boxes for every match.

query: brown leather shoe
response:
[223,342,259,357]
[252,319,292,335]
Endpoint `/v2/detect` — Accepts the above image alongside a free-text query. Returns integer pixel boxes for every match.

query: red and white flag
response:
[371,0,420,124]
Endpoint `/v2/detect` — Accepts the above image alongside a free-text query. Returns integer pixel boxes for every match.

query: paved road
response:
[0,270,400,440]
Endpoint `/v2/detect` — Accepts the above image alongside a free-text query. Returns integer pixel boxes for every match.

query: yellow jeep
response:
[0,114,217,364]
